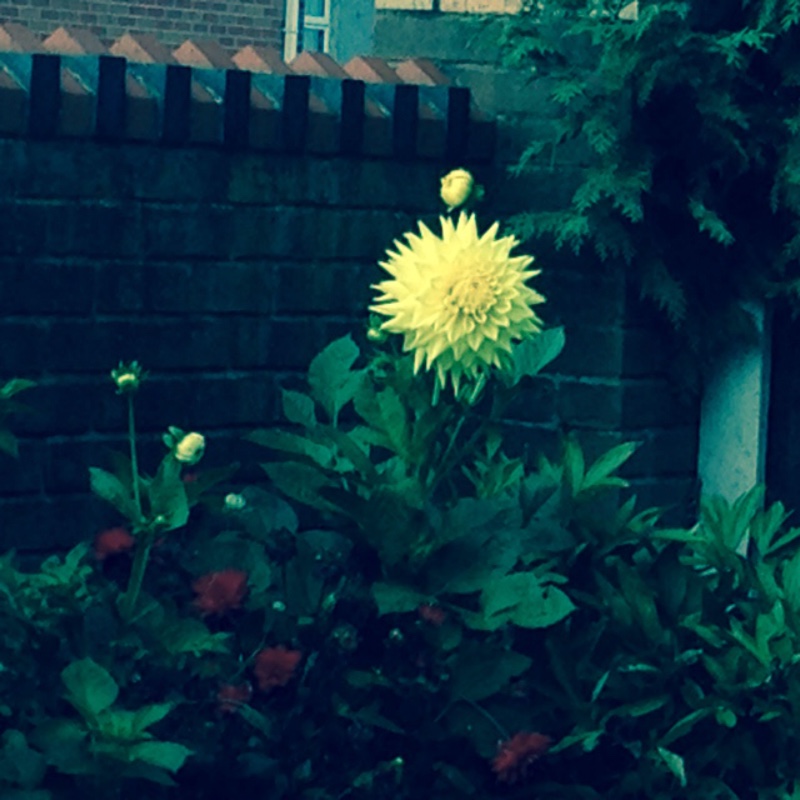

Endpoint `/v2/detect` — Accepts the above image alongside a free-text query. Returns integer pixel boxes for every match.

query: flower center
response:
[443,272,497,321]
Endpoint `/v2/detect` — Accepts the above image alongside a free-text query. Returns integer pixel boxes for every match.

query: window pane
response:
[300,27,326,52]
[304,0,326,17]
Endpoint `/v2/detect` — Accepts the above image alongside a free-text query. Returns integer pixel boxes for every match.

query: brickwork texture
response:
[0,139,698,552]
[0,18,699,553]
[0,0,284,50]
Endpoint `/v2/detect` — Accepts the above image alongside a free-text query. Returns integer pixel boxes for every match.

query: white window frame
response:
[284,0,331,61]
[301,0,331,53]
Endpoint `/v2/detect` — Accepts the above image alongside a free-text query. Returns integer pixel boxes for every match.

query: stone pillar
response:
[697,301,771,502]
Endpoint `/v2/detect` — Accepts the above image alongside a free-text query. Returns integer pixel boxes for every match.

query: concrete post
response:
[697,301,771,502]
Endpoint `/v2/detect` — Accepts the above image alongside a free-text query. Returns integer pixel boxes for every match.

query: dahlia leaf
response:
[148,455,189,531]
[61,659,119,719]
[125,741,192,773]
[89,467,139,522]
[281,389,316,428]
[479,572,575,630]
[308,335,361,423]
[372,582,427,615]
[261,462,337,513]
[507,327,565,385]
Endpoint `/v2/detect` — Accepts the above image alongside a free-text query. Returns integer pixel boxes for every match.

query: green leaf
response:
[784,551,800,612]
[61,659,119,719]
[0,379,36,399]
[583,442,638,490]
[371,582,427,615]
[148,454,189,531]
[656,746,687,787]
[131,703,175,733]
[449,643,532,702]
[249,428,334,469]
[261,461,337,513]
[506,327,565,385]
[0,428,20,458]
[281,389,317,428]
[126,741,192,773]
[0,730,47,790]
[89,467,139,522]
[479,572,575,629]
[307,335,361,422]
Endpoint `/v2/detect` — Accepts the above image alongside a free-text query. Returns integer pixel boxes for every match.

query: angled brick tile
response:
[173,39,234,70]
[43,27,107,55]
[344,56,400,84]
[395,58,451,86]
[0,22,43,53]
[233,45,292,74]
[291,51,351,80]
[110,33,176,64]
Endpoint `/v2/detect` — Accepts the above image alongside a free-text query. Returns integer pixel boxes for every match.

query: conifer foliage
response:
[502,0,800,375]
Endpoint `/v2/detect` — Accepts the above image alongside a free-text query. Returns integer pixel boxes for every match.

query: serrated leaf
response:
[61,659,119,719]
[307,335,361,423]
[126,741,192,772]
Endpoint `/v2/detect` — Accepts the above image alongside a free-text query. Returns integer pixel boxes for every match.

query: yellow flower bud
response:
[110,361,145,394]
[174,432,206,465]
[440,168,475,210]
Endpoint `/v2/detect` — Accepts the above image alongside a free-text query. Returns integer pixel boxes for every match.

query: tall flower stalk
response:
[110,362,149,621]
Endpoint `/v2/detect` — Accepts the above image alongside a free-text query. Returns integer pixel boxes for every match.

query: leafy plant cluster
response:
[501,0,800,380]
[2,332,800,799]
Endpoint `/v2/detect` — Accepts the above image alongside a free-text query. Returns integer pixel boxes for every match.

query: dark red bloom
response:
[217,682,253,714]
[492,731,552,783]
[94,527,135,561]
[418,603,448,626]
[181,472,199,483]
[253,646,302,692]
[192,569,248,617]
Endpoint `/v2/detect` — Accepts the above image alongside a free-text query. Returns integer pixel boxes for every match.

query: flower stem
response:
[120,393,148,623]
[127,394,142,523]
[120,532,153,622]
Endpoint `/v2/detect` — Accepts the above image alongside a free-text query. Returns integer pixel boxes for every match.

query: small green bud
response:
[111,361,145,394]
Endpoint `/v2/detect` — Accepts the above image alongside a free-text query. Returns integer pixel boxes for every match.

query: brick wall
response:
[0,0,284,50]
[0,143,697,554]
[0,31,698,554]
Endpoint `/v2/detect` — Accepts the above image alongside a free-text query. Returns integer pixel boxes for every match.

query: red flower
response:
[192,569,248,617]
[492,731,552,784]
[94,527,135,561]
[181,472,199,483]
[418,603,448,626]
[217,682,253,714]
[253,646,302,692]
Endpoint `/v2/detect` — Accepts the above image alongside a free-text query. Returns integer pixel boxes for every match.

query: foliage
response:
[500,0,800,380]
[4,335,800,797]
[0,378,35,458]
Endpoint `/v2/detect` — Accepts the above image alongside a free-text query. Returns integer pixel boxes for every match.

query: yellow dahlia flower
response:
[370,213,545,394]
